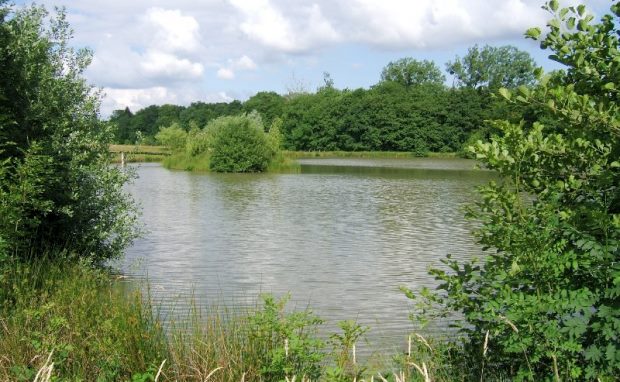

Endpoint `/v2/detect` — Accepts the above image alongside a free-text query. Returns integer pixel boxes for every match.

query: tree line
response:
[110,45,537,155]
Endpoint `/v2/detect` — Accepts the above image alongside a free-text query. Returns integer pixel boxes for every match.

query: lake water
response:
[120,158,492,355]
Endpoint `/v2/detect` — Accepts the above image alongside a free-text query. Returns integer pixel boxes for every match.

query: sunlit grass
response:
[109,144,169,154]
[162,152,211,171]
[284,151,458,159]
[1,259,491,381]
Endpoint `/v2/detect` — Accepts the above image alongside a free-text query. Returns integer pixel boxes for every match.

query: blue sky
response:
[15,0,611,116]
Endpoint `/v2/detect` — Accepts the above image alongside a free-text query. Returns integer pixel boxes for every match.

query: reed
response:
[2,260,502,381]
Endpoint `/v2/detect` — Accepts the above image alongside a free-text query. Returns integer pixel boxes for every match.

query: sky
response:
[15,0,611,116]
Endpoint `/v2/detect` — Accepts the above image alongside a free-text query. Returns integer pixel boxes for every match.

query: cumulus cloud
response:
[141,51,204,79]
[338,0,547,49]
[229,0,340,53]
[29,0,611,116]
[100,87,234,116]
[226,0,553,51]
[144,7,201,53]
[102,87,178,114]
[217,68,236,80]
[233,55,257,70]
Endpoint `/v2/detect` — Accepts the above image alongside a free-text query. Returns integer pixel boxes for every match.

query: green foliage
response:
[248,294,325,381]
[108,46,538,156]
[154,123,188,150]
[380,58,446,87]
[326,320,369,382]
[0,4,138,261]
[0,260,167,381]
[447,44,536,90]
[409,2,620,381]
[243,91,285,127]
[208,115,274,173]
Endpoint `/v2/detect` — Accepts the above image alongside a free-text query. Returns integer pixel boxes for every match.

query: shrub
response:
[0,4,137,261]
[407,2,620,380]
[155,123,188,151]
[208,115,274,172]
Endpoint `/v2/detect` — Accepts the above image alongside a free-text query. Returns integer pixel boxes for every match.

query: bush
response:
[208,115,274,172]
[155,123,188,151]
[407,2,620,380]
[0,4,137,261]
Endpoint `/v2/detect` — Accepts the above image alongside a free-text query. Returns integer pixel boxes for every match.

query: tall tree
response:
[380,58,445,87]
[243,91,285,128]
[446,44,536,89]
[0,4,138,260]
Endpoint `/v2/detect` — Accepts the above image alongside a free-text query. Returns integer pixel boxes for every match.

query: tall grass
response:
[0,259,167,381]
[163,152,300,173]
[1,259,487,381]
[163,152,211,172]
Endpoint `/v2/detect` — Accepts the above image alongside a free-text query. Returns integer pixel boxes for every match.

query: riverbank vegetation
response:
[404,1,620,380]
[159,114,299,173]
[109,49,535,158]
[1,0,619,380]
[1,259,468,382]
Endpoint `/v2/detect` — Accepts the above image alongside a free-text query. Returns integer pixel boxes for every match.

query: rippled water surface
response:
[121,158,492,354]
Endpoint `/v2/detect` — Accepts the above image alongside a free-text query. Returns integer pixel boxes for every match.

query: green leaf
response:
[549,0,559,12]
[525,27,542,39]
[577,4,586,16]
[567,17,576,30]
[603,82,615,90]
[498,88,512,100]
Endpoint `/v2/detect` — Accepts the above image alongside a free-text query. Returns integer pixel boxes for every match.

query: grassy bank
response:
[162,152,301,173]
[109,145,170,164]
[110,145,460,166]
[0,260,469,381]
[284,151,458,159]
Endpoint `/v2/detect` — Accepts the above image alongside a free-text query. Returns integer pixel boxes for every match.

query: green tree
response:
[0,4,138,261]
[109,107,134,143]
[380,58,445,87]
[409,2,619,380]
[243,91,285,128]
[154,123,187,150]
[208,115,274,172]
[446,44,536,90]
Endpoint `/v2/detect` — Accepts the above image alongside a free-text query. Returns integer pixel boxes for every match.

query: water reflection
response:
[122,159,491,354]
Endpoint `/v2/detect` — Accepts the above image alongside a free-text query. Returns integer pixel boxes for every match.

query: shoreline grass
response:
[0,259,473,381]
[283,151,459,160]
[162,152,301,173]
[109,145,460,166]
[109,144,169,155]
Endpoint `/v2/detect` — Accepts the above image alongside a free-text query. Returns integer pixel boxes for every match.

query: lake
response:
[120,158,492,355]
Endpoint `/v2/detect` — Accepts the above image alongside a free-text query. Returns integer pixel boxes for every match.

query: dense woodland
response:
[110,45,537,155]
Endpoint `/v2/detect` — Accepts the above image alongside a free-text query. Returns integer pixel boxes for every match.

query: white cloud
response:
[217,68,236,80]
[29,0,609,116]
[102,87,177,114]
[345,0,546,49]
[141,50,204,79]
[144,7,202,53]
[229,0,340,53]
[233,55,257,70]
